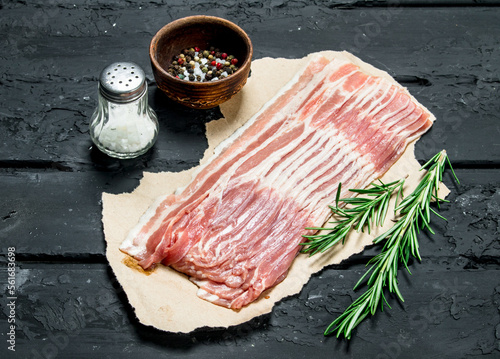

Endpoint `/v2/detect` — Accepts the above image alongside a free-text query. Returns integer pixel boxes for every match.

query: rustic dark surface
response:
[0,1,499,358]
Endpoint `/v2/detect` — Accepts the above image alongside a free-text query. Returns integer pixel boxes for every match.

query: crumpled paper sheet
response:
[102,50,449,333]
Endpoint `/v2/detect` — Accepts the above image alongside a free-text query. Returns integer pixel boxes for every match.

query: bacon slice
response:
[120,55,433,309]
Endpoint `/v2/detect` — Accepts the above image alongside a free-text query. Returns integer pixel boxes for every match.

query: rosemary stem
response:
[322,150,457,339]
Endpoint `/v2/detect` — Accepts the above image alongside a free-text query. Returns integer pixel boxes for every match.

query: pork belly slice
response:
[120,55,433,309]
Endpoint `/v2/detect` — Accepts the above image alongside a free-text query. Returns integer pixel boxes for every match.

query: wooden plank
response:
[2,0,499,10]
[0,260,497,358]
[0,2,497,358]
[1,167,498,266]
[0,6,499,166]
[0,170,108,258]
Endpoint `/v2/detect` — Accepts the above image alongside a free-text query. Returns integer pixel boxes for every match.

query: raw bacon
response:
[120,55,433,309]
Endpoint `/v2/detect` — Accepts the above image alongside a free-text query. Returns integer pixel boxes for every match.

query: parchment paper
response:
[102,51,449,333]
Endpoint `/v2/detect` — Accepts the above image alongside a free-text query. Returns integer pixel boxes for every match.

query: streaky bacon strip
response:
[120,55,433,309]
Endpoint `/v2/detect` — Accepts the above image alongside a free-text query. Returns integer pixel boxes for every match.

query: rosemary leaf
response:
[301,179,405,256]
[324,150,458,339]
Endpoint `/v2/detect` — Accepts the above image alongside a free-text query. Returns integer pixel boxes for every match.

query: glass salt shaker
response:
[89,62,159,159]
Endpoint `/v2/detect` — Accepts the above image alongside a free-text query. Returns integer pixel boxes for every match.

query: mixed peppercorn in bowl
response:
[150,15,253,109]
[168,46,240,82]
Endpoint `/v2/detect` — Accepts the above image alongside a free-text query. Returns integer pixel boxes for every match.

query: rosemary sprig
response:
[326,150,459,339]
[301,179,405,256]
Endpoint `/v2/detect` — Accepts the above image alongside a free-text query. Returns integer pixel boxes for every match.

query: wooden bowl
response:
[150,16,253,109]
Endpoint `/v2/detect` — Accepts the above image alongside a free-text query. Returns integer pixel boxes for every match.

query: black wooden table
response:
[1,1,499,358]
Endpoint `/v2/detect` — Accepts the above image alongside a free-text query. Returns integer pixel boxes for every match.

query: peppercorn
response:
[168,46,240,82]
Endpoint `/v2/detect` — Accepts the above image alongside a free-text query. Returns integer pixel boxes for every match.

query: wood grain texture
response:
[0,0,499,358]
[0,5,499,167]
[1,168,498,267]
[0,259,497,358]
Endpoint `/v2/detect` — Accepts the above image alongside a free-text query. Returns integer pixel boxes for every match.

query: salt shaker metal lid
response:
[99,62,147,103]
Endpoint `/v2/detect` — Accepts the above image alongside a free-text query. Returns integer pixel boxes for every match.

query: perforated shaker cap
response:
[98,62,146,103]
